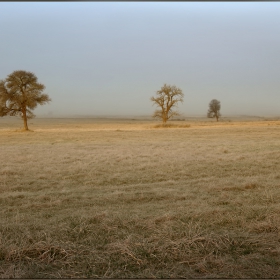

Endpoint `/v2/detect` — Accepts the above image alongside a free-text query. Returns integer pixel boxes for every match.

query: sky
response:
[0,2,280,117]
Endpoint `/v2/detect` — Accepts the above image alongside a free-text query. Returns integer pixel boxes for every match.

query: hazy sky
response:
[1,2,280,117]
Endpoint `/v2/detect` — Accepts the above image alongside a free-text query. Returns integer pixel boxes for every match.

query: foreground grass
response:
[0,117,280,278]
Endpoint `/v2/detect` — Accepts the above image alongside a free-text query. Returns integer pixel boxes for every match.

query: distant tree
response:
[207,99,221,121]
[151,84,184,124]
[0,70,51,131]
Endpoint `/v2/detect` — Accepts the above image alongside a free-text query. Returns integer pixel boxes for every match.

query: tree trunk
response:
[162,113,167,124]
[22,108,29,131]
[216,115,219,122]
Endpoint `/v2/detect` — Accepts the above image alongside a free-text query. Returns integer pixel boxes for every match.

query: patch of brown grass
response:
[4,241,72,264]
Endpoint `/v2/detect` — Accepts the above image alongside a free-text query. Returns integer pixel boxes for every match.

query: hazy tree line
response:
[0,70,221,130]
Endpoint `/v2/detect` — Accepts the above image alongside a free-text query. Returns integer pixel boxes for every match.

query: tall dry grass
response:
[0,117,280,278]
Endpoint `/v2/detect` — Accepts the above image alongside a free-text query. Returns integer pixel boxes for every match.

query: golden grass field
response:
[1,116,280,278]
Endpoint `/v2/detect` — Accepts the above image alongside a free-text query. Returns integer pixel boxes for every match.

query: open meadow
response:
[0,116,280,278]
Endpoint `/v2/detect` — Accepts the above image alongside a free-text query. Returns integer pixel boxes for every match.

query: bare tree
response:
[0,70,51,131]
[151,84,184,124]
[207,99,221,121]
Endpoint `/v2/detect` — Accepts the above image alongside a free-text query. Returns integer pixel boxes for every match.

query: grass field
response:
[1,116,280,278]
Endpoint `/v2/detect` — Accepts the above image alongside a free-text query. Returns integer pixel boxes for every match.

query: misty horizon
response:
[1,2,280,117]
[7,113,280,119]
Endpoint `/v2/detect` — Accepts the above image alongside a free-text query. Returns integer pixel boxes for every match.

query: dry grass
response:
[153,123,191,128]
[0,116,280,278]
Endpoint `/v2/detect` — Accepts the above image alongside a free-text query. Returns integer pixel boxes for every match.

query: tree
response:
[151,84,184,124]
[207,99,221,121]
[0,70,51,131]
